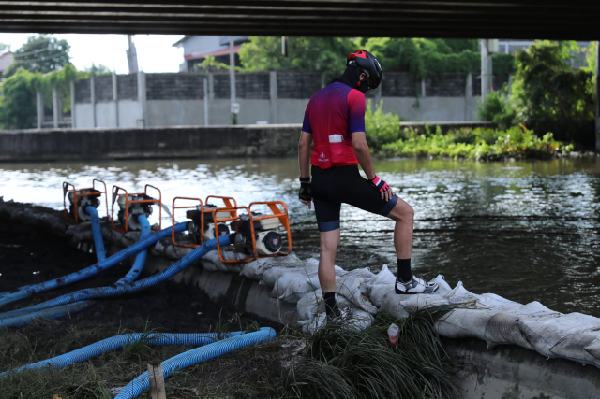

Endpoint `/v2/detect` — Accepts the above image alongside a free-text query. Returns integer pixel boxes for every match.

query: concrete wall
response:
[0,122,493,162]
[71,72,503,129]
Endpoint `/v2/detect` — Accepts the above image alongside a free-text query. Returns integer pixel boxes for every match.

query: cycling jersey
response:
[302,80,366,169]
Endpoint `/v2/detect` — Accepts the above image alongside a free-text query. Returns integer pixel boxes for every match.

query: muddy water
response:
[1,158,599,315]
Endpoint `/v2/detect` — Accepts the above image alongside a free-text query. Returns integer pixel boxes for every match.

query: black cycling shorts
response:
[311,165,398,232]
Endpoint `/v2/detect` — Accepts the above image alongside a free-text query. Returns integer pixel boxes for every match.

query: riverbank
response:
[2,199,600,398]
[1,122,586,163]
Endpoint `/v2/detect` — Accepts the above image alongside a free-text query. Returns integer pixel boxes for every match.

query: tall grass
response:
[285,311,456,399]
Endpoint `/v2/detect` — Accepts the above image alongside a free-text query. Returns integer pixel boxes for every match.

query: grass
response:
[0,310,456,399]
[284,311,456,399]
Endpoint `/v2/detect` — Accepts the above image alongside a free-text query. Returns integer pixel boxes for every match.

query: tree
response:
[511,41,594,145]
[84,64,113,75]
[6,35,69,76]
[0,42,7,52]
[0,69,39,129]
[239,36,355,76]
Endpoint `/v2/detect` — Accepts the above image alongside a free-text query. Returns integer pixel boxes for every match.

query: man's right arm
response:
[352,133,393,202]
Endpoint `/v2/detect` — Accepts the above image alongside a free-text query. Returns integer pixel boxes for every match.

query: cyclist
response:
[298,50,438,320]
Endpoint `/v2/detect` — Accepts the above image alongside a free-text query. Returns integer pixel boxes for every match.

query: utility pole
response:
[595,41,600,152]
[127,35,139,74]
[229,37,238,125]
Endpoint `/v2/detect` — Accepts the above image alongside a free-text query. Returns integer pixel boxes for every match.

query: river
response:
[1,157,599,316]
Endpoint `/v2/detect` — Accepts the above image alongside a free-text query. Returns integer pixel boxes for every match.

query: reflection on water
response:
[1,158,599,315]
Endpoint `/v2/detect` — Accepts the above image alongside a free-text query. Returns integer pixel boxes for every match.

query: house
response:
[173,36,248,72]
[0,51,14,76]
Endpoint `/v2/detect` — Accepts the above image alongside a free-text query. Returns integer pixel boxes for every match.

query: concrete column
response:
[203,77,209,126]
[112,73,119,128]
[595,42,600,152]
[480,39,493,101]
[137,71,146,128]
[269,71,278,123]
[465,73,473,121]
[70,80,76,129]
[36,91,43,130]
[421,79,427,97]
[90,76,97,128]
[207,73,215,100]
[52,86,59,128]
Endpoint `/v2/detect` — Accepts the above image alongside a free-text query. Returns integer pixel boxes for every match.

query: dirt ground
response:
[0,223,293,398]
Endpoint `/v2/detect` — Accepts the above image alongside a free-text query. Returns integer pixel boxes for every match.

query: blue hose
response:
[117,214,151,285]
[115,327,277,399]
[0,331,243,377]
[85,206,106,263]
[0,222,188,309]
[0,301,91,329]
[0,234,232,327]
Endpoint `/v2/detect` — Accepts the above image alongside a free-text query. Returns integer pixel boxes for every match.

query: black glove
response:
[299,177,312,203]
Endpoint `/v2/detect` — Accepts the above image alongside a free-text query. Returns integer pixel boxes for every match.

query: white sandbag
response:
[379,291,410,320]
[484,311,533,349]
[346,308,375,331]
[445,281,480,306]
[366,265,396,307]
[299,312,326,335]
[262,266,298,287]
[585,337,600,360]
[518,312,600,365]
[273,272,317,303]
[199,250,242,272]
[297,290,322,322]
[344,267,375,280]
[436,308,496,341]
[432,275,452,294]
[337,274,377,314]
[383,290,450,315]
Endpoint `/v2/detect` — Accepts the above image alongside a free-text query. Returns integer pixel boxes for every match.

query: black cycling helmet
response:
[346,49,383,92]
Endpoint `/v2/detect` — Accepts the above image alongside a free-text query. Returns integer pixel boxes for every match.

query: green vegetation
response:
[381,126,570,161]
[239,36,355,76]
[239,37,515,79]
[286,311,456,399]
[5,35,70,77]
[479,40,595,147]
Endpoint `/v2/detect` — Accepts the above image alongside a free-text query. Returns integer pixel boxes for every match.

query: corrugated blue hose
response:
[0,222,188,308]
[0,301,92,329]
[114,327,277,399]
[85,206,106,263]
[117,214,151,285]
[0,331,243,377]
[0,234,232,328]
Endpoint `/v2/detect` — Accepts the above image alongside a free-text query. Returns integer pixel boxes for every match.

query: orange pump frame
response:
[111,184,162,233]
[212,201,293,265]
[62,179,108,224]
[171,195,237,249]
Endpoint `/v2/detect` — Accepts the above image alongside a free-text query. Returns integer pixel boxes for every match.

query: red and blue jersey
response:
[302,81,366,169]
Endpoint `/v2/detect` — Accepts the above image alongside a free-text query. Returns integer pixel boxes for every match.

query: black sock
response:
[396,258,413,282]
[323,291,339,318]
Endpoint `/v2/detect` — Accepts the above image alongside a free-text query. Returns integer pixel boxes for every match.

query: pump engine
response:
[62,179,108,223]
[111,185,162,232]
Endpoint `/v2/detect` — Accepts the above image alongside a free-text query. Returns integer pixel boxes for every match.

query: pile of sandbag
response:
[236,255,600,368]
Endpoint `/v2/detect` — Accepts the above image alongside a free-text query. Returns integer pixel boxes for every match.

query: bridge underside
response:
[0,1,598,40]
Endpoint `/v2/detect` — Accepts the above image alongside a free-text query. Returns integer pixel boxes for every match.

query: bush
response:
[382,125,571,161]
[477,90,516,129]
[365,101,402,151]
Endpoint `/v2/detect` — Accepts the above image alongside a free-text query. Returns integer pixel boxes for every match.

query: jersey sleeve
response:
[347,89,366,133]
[302,103,312,134]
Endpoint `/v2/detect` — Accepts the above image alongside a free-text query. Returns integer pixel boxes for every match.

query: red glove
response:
[369,175,390,193]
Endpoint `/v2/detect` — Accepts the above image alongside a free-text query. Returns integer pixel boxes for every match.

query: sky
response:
[0,33,184,73]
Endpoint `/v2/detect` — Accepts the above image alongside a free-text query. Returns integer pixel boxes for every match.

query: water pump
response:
[111,185,162,232]
[62,179,108,223]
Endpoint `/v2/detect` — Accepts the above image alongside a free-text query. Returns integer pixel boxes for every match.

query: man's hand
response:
[369,175,393,202]
[299,177,312,208]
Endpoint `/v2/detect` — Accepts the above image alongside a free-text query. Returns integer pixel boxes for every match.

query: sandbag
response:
[272,271,317,303]
[337,273,377,314]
